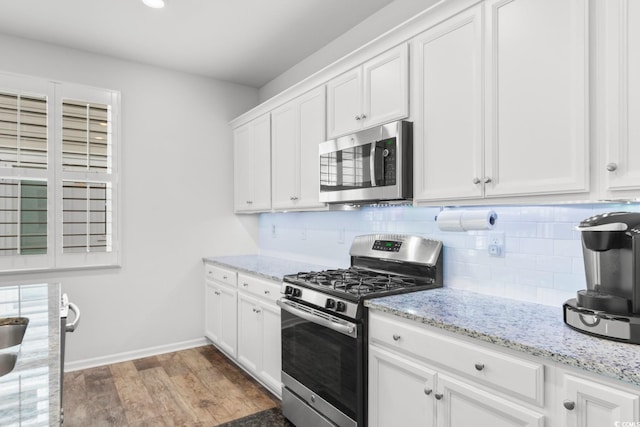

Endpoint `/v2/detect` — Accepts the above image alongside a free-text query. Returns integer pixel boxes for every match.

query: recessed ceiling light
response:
[142,0,165,9]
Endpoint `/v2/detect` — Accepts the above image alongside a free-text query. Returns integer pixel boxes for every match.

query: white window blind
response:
[0,72,119,272]
[0,92,47,169]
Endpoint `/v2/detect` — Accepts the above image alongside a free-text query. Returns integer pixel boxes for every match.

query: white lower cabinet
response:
[368,310,640,427]
[204,265,237,358]
[204,263,282,398]
[369,345,436,426]
[560,372,639,427]
[237,273,282,397]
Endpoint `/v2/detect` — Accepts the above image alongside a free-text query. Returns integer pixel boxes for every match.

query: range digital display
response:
[372,240,402,252]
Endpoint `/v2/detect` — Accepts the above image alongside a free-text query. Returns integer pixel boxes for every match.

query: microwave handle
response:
[370,142,377,187]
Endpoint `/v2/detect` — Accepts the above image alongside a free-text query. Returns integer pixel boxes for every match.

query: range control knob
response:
[284,286,293,296]
[325,298,336,309]
[336,301,346,312]
[292,288,302,298]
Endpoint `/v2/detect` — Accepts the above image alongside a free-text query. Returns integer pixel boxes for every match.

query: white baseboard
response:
[64,337,209,372]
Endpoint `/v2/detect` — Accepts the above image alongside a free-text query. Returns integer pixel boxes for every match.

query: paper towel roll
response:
[436,209,497,232]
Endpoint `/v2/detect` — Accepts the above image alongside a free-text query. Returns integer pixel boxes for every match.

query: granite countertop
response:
[203,255,330,282]
[365,287,640,388]
[0,283,60,426]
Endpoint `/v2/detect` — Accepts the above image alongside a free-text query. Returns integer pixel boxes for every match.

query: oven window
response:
[282,309,358,420]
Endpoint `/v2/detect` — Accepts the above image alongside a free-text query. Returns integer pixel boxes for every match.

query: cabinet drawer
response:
[238,273,281,304]
[369,311,544,405]
[204,264,237,287]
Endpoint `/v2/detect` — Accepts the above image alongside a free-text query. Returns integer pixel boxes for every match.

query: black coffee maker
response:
[564,212,640,344]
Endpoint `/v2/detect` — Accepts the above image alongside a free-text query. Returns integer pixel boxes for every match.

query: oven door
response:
[278,298,364,427]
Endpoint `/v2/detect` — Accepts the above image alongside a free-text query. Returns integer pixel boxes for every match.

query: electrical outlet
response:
[488,231,504,257]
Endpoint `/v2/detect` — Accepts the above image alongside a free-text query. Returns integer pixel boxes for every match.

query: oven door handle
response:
[277,299,358,338]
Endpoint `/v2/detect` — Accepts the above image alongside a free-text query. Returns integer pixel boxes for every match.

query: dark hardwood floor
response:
[63,345,292,426]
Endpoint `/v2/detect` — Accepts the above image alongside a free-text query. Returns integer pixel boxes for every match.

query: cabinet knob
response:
[214,291,220,296]
[264,290,270,295]
[246,200,253,204]
[392,334,401,341]
[355,115,361,120]
[223,275,227,280]
[255,308,261,314]
[483,177,492,184]
[474,363,485,371]
[472,177,481,184]
[361,113,366,119]
[607,162,618,172]
[243,283,249,287]
[290,196,298,201]
[434,393,443,400]
[424,387,432,395]
[563,400,575,411]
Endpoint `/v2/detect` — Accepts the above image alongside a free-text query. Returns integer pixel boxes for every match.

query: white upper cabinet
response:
[327,44,409,138]
[599,0,640,198]
[271,87,326,211]
[413,5,484,201]
[414,0,589,203]
[234,114,271,213]
[483,0,589,198]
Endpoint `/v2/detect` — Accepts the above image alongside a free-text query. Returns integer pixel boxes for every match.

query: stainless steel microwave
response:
[319,120,412,204]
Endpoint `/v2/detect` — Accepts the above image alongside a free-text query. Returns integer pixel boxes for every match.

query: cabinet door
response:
[601,0,640,196]
[412,6,484,201]
[251,114,272,210]
[363,44,409,129]
[271,101,298,209]
[327,68,362,138]
[562,374,639,427]
[217,283,237,358]
[237,292,261,372]
[297,87,326,209]
[233,124,254,212]
[484,0,588,198]
[369,346,436,427]
[204,281,221,344]
[436,374,544,427]
[259,301,281,396]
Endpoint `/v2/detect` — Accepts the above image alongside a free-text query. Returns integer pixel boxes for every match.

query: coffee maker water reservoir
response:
[564,212,640,344]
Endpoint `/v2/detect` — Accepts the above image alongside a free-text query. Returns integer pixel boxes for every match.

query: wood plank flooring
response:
[63,345,288,426]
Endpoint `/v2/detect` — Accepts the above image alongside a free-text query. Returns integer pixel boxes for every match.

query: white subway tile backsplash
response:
[258,203,639,307]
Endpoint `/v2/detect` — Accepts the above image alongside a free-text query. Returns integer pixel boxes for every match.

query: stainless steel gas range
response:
[277,234,443,427]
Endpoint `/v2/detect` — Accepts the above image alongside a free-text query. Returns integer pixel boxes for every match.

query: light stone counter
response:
[365,287,640,388]
[203,255,330,282]
[0,283,60,426]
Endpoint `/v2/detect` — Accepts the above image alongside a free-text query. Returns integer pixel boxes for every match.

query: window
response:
[0,72,119,272]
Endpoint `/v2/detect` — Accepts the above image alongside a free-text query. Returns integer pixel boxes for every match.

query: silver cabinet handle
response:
[246,200,253,204]
[563,400,575,411]
[355,115,362,120]
[607,162,618,172]
[252,307,262,314]
[222,275,227,280]
[473,177,481,184]
[483,177,492,184]
[434,393,443,400]
[290,196,299,201]
[264,290,270,295]
[424,387,432,395]
[243,283,249,287]
[361,113,367,119]
[475,363,485,371]
[392,334,401,341]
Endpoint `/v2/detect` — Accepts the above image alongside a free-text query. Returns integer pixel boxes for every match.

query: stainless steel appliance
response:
[59,293,80,424]
[278,234,443,427]
[564,212,640,344]
[319,121,412,204]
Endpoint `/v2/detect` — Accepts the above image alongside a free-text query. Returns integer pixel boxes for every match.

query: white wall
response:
[0,33,260,367]
[258,0,440,101]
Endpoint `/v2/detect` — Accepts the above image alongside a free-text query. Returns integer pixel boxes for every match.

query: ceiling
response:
[0,0,397,88]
